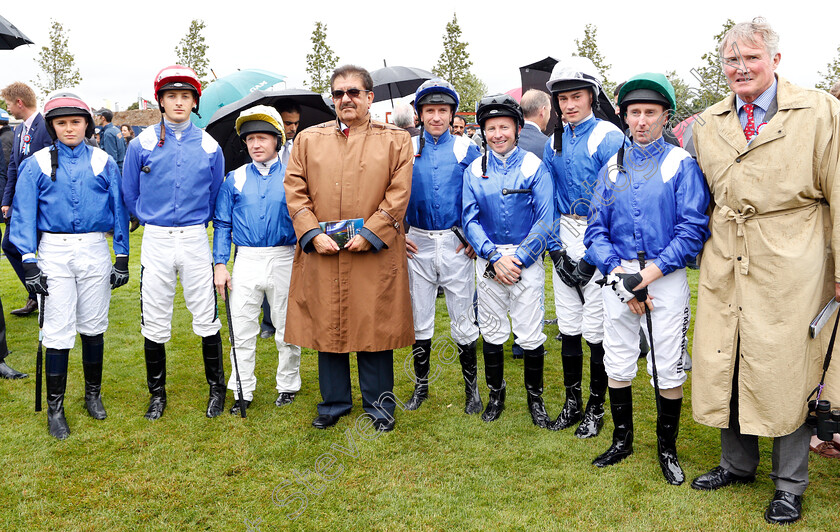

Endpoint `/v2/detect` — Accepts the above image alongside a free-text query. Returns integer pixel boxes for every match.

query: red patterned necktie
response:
[342,127,349,138]
[743,103,757,141]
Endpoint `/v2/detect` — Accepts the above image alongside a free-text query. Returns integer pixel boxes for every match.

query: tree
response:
[689,19,735,112]
[573,24,614,97]
[126,102,140,111]
[433,13,486,114]
[305,22,339,95]
[816,44,840,92]
[175,19,210,88]
[666,70,706,121]
[33,19,82,95]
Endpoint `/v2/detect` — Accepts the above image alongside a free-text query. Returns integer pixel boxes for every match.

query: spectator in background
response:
[277,101,301,167]
[120,124,135,147]
[518,89,550,159]
[0,109,12,165]
[392,103,420,137]
[0,134,23,380]
[613,82,625,113]
[451,115,466,136]
[466,125,475,138]
[831,80,840,100]
[1,82,53,319]
[95,109,126,171]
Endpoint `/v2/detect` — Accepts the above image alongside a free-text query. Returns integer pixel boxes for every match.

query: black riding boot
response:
[458,341,483,414]
[575,341,607,438]
[144,339,167,420]
[405,339,431,411]
[481,342,506,422]
[523,345,553,429]
[81,333,106,420]
[203,332,226,418]
[45,348,70,440]
[554,334,583,429]
[593,386,634,467]
[657,396,686,485]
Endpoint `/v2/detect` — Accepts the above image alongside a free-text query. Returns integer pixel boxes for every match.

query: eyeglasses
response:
[331,88,370,100]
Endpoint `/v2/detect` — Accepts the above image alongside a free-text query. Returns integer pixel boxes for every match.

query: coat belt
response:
[719,202,820,275]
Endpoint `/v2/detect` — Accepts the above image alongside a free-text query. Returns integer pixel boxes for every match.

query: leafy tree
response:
[305,22,339,95]
[816,44,840,92]
[126,102,140,111]
[33,19,82,95]
[573,24,614,96]
[175,19,210,88]
[689,19,735,111]
[433,13,486,114]
[666,70,706,121]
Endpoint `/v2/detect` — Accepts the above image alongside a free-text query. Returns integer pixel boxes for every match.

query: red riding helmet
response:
[153,64,202,114]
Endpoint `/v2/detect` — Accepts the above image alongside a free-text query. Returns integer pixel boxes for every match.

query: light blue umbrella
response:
[191,69,286,128]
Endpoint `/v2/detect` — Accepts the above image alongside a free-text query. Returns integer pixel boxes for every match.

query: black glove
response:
[483,261,496,280]
[571,258,598,287]
[23,262,49,296]
[548,249,578,288]
[604,272,647,303]
[110,256,129,289]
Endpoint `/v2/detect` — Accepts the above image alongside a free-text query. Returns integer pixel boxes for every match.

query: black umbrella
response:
[370,66,434,104]
[206,89,335,173]
[0,15,33,50]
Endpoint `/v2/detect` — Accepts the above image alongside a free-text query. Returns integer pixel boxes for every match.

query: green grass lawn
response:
[0,228,837,531]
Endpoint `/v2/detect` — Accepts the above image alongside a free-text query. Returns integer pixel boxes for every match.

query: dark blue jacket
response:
[99,122,126,171]
[518,122,548,160]
[3,113,53,208]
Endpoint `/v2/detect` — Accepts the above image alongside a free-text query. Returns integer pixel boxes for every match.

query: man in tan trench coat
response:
[690,18,840,525]
[284,64,414,433]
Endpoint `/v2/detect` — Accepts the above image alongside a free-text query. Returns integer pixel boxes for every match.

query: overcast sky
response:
[3,0,839,112]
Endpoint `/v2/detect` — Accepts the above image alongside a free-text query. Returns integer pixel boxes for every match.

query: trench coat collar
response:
[706,76,811,154]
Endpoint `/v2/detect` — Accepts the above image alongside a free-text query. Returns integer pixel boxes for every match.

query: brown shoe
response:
[10,299,38,316]
[810,440,840,459]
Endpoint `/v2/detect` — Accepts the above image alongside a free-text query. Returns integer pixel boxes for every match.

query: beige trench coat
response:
[692,77,840,437]
[283,115,415,353]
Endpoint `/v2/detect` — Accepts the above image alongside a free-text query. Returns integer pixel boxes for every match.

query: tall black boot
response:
[481,342,506,422]
[0,295,26,379]
[405,339,431,411]
[45,348,70,440]
[554,334,583,429]
[144,339,167,420]
[657,396,686,485]
[81,333,106,420]
[202,332,226,418]
[576,341,607,438]
[458,341,483,414]
[593,386,633,467]
[523,345,554,429]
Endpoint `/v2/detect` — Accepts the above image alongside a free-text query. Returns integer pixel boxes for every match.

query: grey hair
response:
[520,89,550,119]
[392,103,415,128]
[830,80,840,100]
[718,17,780,60]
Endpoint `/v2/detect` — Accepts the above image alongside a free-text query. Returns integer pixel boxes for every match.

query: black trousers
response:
[317,350,395,420]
